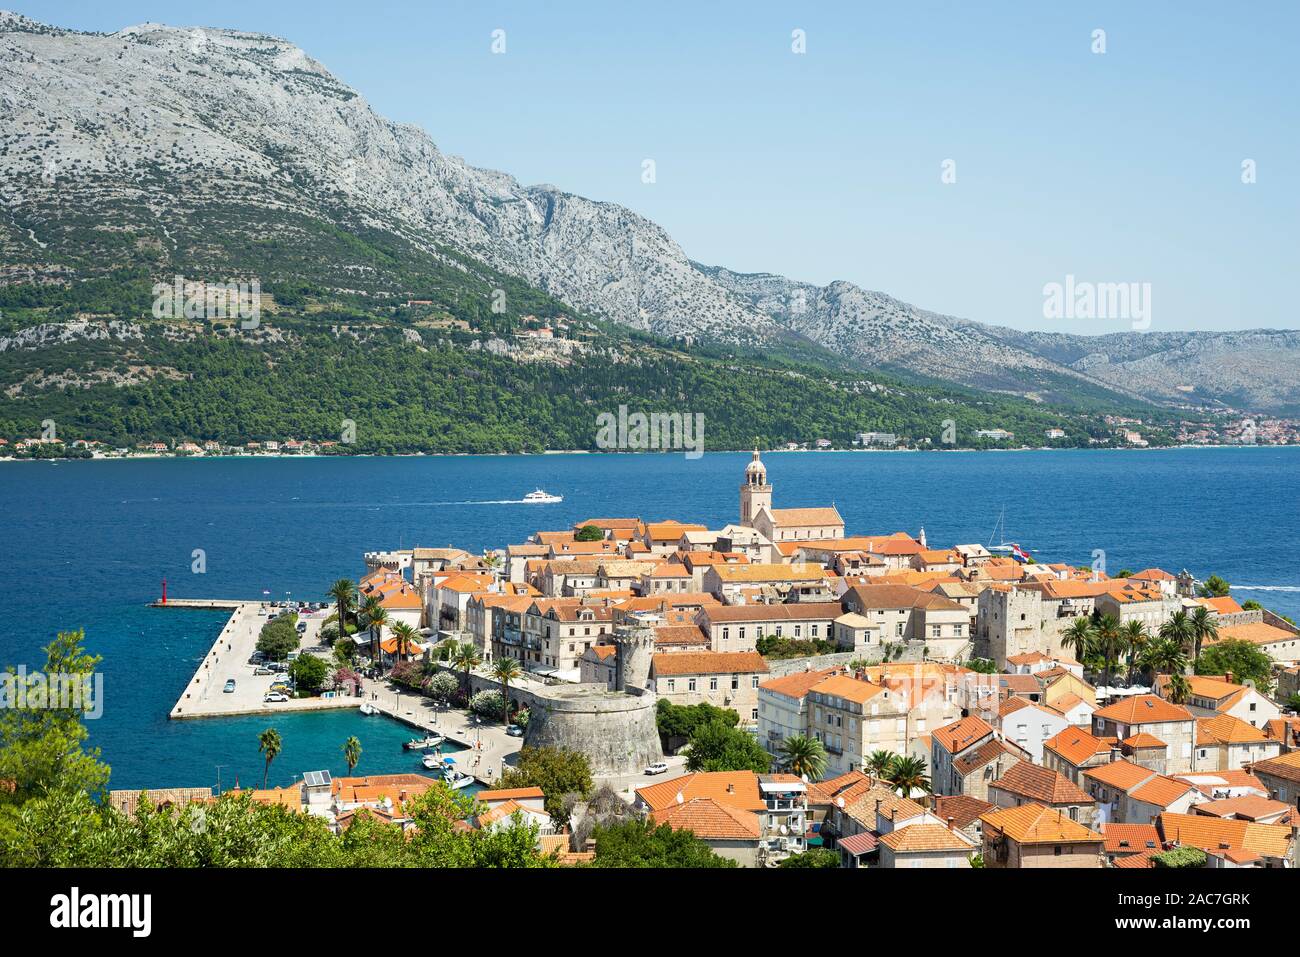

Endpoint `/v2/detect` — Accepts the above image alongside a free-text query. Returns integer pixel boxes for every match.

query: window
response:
[811,625,819,637]
[722,627,729,641]
[709,677,718,691]
[739,627,746,640]
[666,679,675,691]
[794,625,802,638]
[895,623,904,637]
[751,708,758,720]
[1054,845,1062,856]
[931,624,941,637]
[752,676,759,688]
[688,678,696,692]
[731,676,739,690]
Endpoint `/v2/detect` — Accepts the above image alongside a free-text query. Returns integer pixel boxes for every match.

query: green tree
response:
[884,755,931,797]
[1188,605,1219,665]
[588,818,737,868]
[389,621,417,661]
[1194,639,1274,691]
[258,728,282,789]
[327,578,356,639]
[451,641,482,696]
[778,734,827,781]
[655,699,738,744]
[342,736,362,775]
[288,654,328,693]
[866,749,899,779]
[1094,613,1123,688]
[497,746,593,826]
[1061,617,1096,666]
[1197,575,1231,598]
[685,720,771,774]
[0,629,110,804]
[256,617,298,661]
[778,847,840,868]
[1153,846,1207,868]
[1159,610,1195,663]
[574,524,604,542]
[490,656,524,724]
[1140,636,1188,677]
[1165,673,1191,705]
[1121,620,1149,684]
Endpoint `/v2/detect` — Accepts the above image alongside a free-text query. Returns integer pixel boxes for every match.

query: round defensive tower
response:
[523,683,663,776]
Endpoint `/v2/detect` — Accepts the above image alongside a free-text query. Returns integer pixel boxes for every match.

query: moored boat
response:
[404,733,445,750]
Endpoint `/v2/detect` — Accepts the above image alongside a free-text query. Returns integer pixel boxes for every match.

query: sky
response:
[14,1,1299,334]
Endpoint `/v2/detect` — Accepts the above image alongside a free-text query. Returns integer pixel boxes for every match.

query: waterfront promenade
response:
[167,600,356,719]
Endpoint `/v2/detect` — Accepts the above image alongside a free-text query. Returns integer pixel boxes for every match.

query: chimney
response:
[1224,671,1234,684]
[947,816,956,831]
[726,783,735,794]
[1110,747,1122,762]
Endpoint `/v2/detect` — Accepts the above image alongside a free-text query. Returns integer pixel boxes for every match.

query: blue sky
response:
[16,1,1299,334]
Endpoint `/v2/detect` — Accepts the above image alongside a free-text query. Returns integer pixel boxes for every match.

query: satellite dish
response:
[675,791,684,804]
[779,824,789,835]
[836,797,845,808]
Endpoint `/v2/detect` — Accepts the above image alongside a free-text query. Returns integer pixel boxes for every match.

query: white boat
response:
[522,488,562,504]
[421,753,444,770]
[442,767,475,790]
[358,702,378,716]
[405,734,445,750]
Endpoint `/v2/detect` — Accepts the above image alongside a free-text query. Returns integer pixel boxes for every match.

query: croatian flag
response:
[1011,544,1032,564]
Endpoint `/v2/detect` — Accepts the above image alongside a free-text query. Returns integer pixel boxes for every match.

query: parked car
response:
[506,725,525,737]
[295,622,307,633]
[223,679,236,694]
[643,762,669,775]
[253,666,275,676]
[263,692,289,703]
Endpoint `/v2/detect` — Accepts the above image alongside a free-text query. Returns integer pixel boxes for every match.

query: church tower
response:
[740,449,772,527]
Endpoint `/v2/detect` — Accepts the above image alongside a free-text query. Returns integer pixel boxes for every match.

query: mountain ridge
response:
[2,13,1296,415]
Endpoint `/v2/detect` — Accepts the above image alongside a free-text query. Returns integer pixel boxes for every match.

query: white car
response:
[263,692,289,703]
[643,762,669,775]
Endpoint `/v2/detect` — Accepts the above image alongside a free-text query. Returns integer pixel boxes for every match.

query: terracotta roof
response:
[837,831,879,855]
[1112,849,1159,868]
[1174,770,1267,796]
[654,625,710,647]
[1247,751,1300,785]
[955,738,1021,776]
[932,715,994,754]
[1081,760,1157,792]
[1121,732,1167,749]
[846,583,966,612]
[702,604,842,623]
[1197,714,1269,746]
[980,803,1103,844]
[1214,621,1299,647]
[1156,812,1293,859]
[651,651,768,677]
[1130,568,1175,581]
[1045,727,1110,766]
[992,761,1094,806]
[766,507,844,527]
[1198,596,1244,615]
[807,673,887,706]
[1193,795,1293,822]
[1128,775,1196,809]
[934,795,995,829]
[636,771,765,813]
[805,769,877,807]
[1093,694,1192,725]
[477,786,545,802]
[879,823,974,853]
[1101,823,1161,854]
[476,800,550,828]
[650,797,761,840]
[710,563,828,583]
[759,667,841,701]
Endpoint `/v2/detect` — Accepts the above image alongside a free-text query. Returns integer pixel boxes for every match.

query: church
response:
[738,450,845,542]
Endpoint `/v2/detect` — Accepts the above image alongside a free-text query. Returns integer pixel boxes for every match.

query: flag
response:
[1011,544,1032,564]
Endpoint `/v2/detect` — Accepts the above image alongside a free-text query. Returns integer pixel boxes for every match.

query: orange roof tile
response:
[1045,727,1110,766]
[1102,823,1161,854]
[878,823,974,853]
[636,771,765,813]
[980,803,1103,844]
[650,797,760,840]
[932,715,995,754]
[1156,812,1293,859]
[1082,760,1157,792]
[651,651,768,677]
[1093,694,1192,725]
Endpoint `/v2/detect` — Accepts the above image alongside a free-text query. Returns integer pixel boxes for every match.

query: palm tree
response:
[342,736,362,775]
[778,734,827,781]
[1188,605,1219,666]
[258,727,282,789]
[1121,620,1149,685]
[865,749,898,780]
[1139,636,1188,678]
[490,656,524,725]
[328,578,356,640]
[1159,610,1195,664]
[884,755,931,798]
[390,621,417,661]
[451,641,482,696]
[362,601,388,667]
[1061,617,1096,668]
[1094,613,1123,689]
[1166,672,1191,705]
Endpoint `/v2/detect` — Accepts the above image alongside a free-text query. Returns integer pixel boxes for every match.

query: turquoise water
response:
[2,448,1298,791]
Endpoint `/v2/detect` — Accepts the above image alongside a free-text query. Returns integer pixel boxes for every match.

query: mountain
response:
[0,12,1293,417]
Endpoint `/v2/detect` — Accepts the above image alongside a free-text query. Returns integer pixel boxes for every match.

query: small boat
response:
[522,488,562,504]
[358,702,378,716]
[405,733,445,750]
[421,753,443,770]
[442,767,475,790]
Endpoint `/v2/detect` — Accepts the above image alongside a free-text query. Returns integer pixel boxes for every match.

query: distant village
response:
[125,451,1300,868]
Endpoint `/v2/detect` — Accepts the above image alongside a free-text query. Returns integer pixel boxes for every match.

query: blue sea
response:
[2,448,1298,791]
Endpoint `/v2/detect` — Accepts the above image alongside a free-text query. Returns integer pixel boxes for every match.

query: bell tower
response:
[740,449,772,527]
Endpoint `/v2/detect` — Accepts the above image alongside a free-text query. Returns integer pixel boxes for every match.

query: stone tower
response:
[739,449,772,527]
[614,612,660,693]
